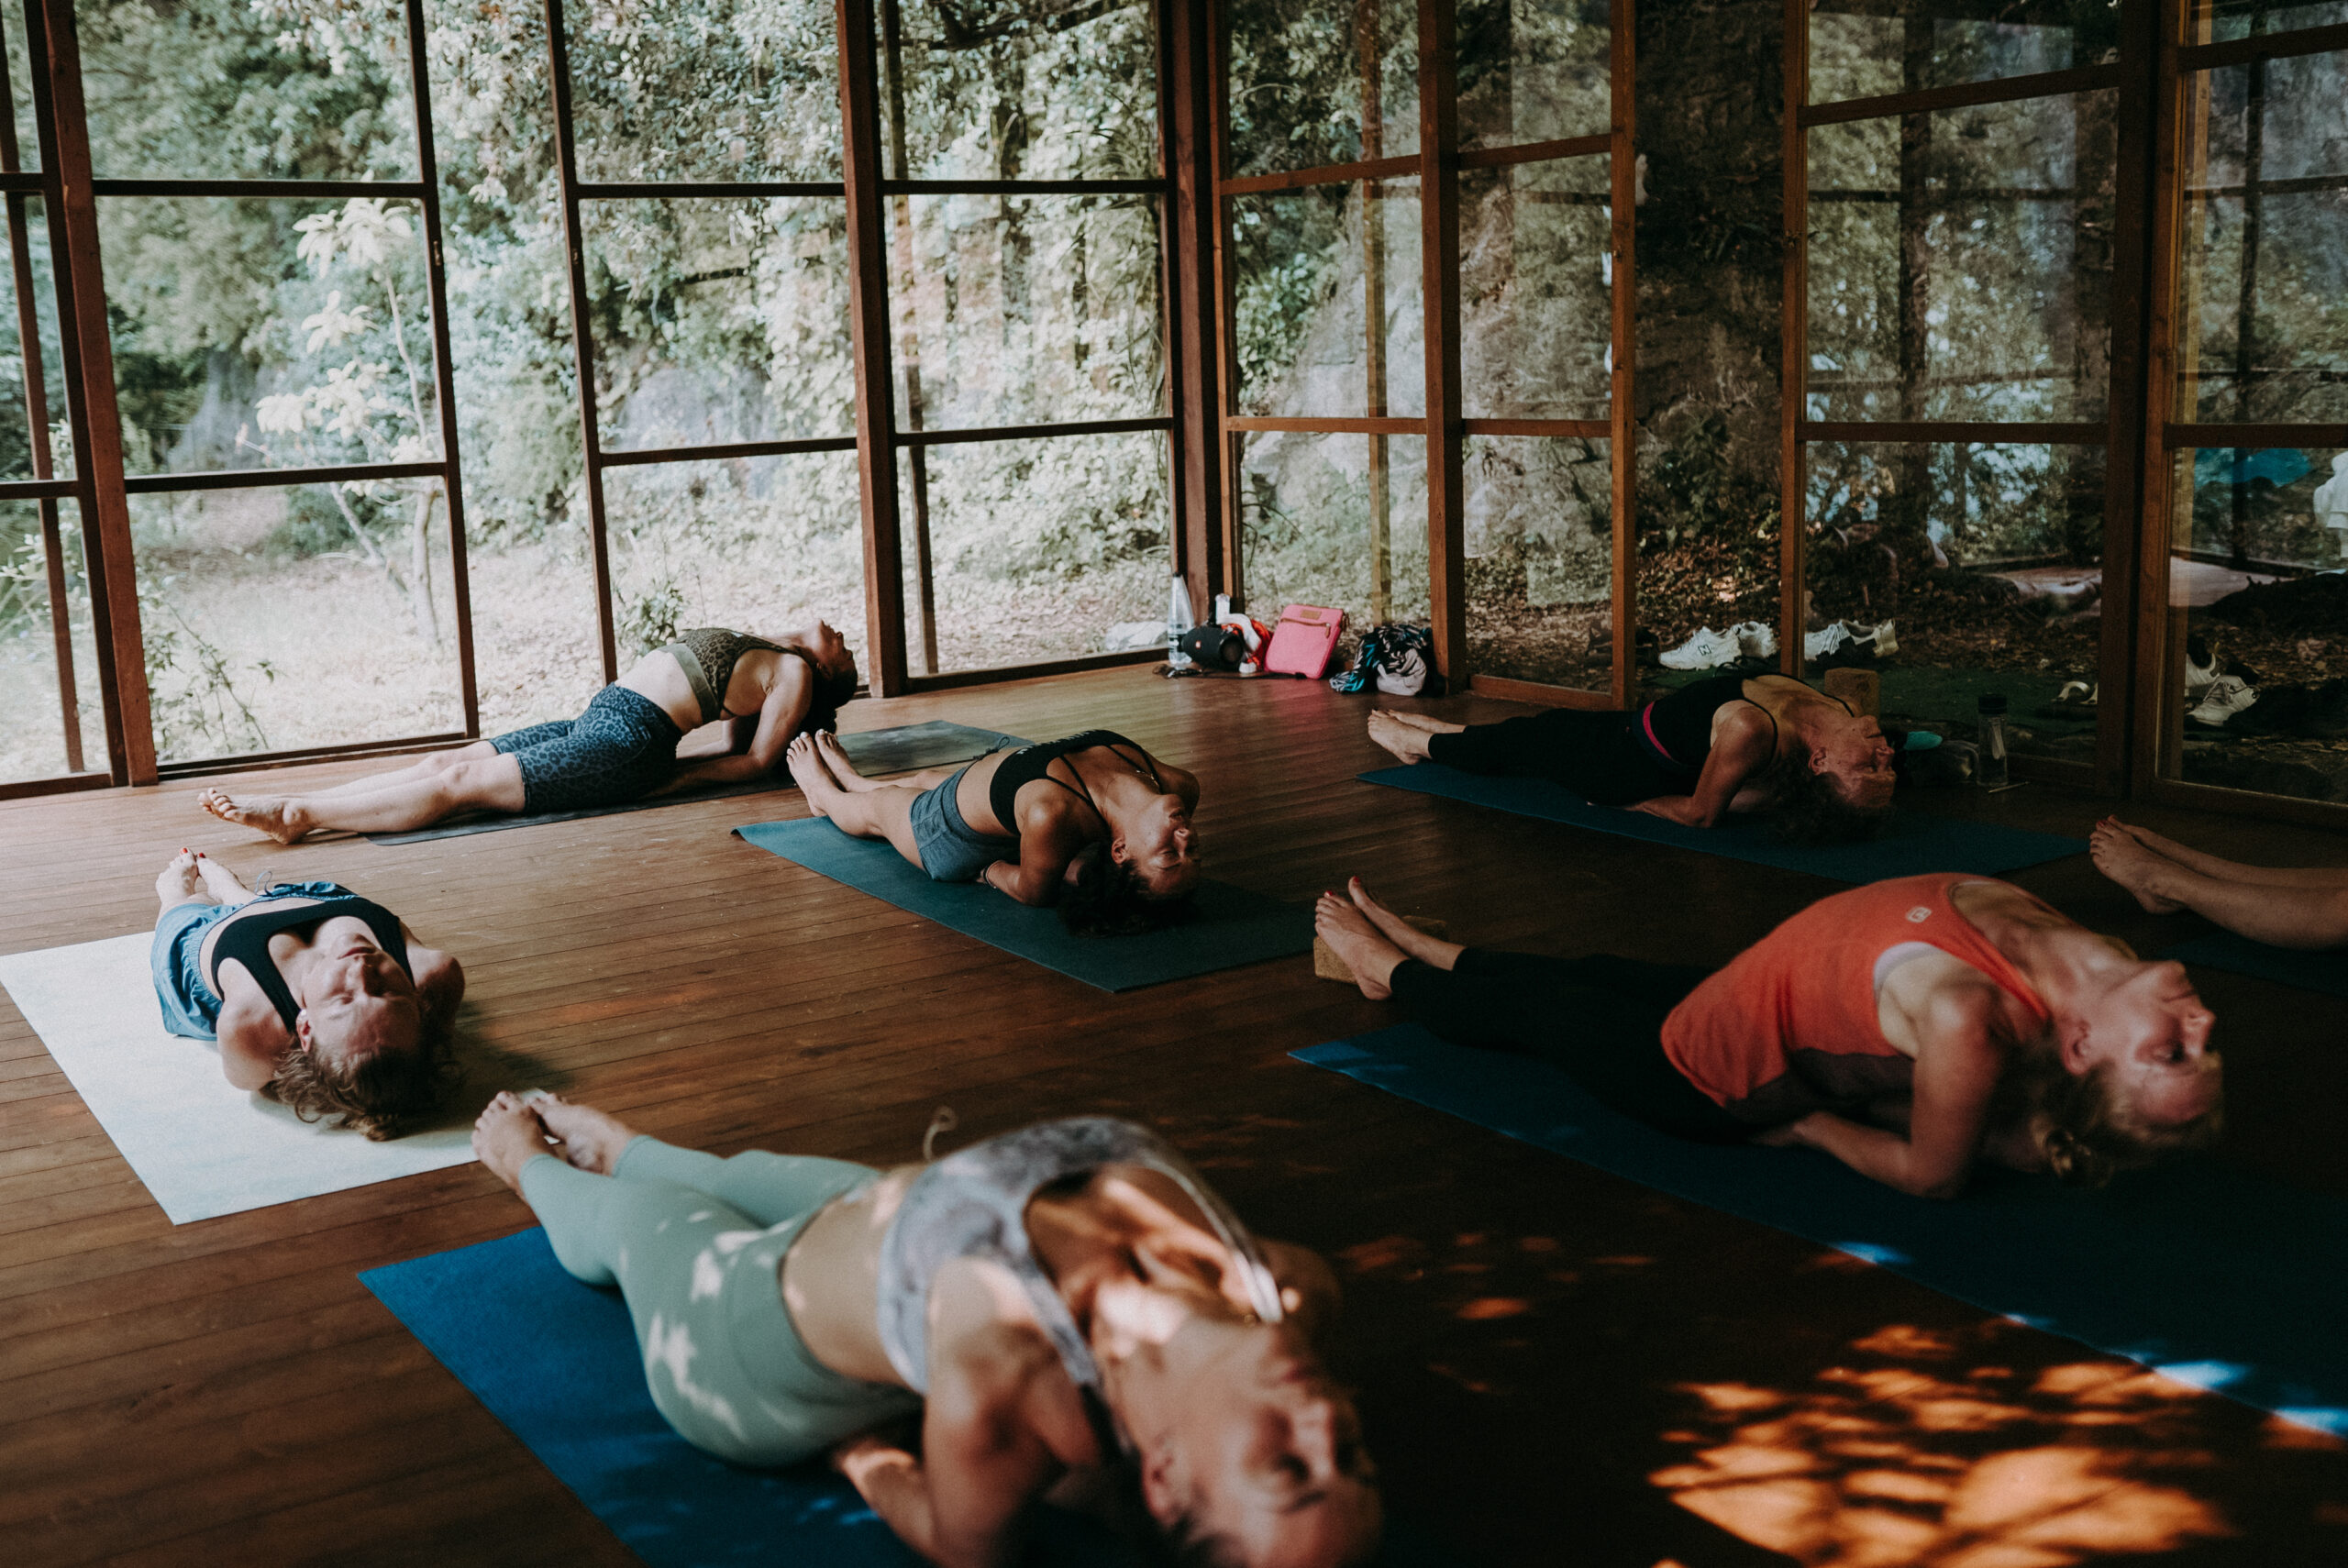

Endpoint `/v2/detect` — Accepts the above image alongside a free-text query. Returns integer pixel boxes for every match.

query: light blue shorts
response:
[907,766,1017,883]
[150,880,354,1042]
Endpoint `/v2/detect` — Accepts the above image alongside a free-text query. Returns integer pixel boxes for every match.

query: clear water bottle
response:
[1167,575,1194,668]
[1976,693,2010,789]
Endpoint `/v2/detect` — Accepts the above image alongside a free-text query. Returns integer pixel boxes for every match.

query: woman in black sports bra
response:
[150,851,464,1138]
[787,727,1202,933]
[1366,672,1897,843]
[196,620,858,844]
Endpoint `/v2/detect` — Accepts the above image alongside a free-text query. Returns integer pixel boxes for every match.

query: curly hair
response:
[2001,1045,2224,1187]
[266,1021,460,1142]
[1755,745,1895,845]
[1060,840,1195,936]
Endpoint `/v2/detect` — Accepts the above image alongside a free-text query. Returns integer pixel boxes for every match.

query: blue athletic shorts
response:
[150,879,355,1042]
[908,766,1017,883]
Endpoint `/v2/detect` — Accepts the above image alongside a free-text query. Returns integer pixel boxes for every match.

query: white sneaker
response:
[2184,638,2221,695]
[1851,619,1897,658]
[1803,624,1850,661]
[1727,620,1778,659]
[1660,626,1738,670]
[2186,674,2257,728]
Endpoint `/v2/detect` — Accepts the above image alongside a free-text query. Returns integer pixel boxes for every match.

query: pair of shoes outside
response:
[2187,674,2258,728]
[1659,621,1778,670]
[1806,618,1899,666]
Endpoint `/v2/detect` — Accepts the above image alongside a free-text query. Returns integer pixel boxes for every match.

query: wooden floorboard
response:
[3,664,2345,1565]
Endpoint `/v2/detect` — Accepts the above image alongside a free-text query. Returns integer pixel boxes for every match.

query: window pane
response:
[0,497,102,781]
[1462,157,1609,420]
[583,197,854,451]
[0,195,62,481]
[1224,0,1417,179]
[1459,0,1611,149]
[100,195,445,478]
[2176,53,2348,425]
[6,5,37,171]
[1806,93,2116,424]
[1808,0,2117,106]
[1239,430,1427,629]
[569,0,842,182]
[897,431,1168,674]
[79,0,416,180]
[889,193,1164,431]
[131,483,464,763]
[879,0,1158,181]
[2187,0,2348,43]
[1232,179,1422,418]
[1800,440,2105,768]
[1467,435,1610,690]
[604,451,865,671]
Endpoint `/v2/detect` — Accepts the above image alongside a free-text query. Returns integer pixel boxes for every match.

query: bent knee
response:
[445,755,526,810]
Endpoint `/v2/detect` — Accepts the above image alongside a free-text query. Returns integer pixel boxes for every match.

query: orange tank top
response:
[1659,873,2054,1124]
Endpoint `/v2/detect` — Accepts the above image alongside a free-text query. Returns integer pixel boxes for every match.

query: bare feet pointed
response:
[1315,891,1404,1000]
[155,851,204,905]
[472,1090,557,1194]
[2091,820,2185,914]
[814,731,881,791]
[198,788,310,844]
[1366,710,1433,766]
[787,734,836,817]
[523,1091,637,1176]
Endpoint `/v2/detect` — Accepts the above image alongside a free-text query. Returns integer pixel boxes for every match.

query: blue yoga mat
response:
[361,1228,1131,1568]
[1358,764,2084,882]
[2161,931,2348,999]
[736,819,1313,991]
[1295,1025,2348,1436]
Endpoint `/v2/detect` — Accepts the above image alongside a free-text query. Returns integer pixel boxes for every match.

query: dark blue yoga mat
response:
[2161,931,2348,999]
[1358,764,2084,882]
[361,1228,1133,1568]
[1295,1025,2348,1436]
[735,819,1313,992]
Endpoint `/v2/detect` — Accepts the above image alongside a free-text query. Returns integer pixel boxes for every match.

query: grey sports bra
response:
[873,1117,1285,1447]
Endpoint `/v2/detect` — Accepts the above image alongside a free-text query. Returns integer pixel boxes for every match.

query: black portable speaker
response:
[1177,624,1247,669]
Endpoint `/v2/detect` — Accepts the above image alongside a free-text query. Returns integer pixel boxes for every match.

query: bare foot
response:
[154,850,205,907]
[1344,876,1456,966]
[787,734,840,818]
[1384,712,1458,734]
[2108,818,2197,866]
[472,1090,557,1194]
[1367,710,1434,766]
[1315,891,1406,1000]
[194,851,249,903]
[815,731,884,791]
[525,1091,637,1176]
[2091,820,2185,914]
[199,788,312,844]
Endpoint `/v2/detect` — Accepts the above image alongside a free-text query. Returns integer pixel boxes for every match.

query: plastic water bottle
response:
[1976,693,2010,789]
[1167,575,1194,668]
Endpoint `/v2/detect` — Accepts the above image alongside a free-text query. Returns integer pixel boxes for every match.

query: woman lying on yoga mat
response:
[151,851,462,1137]
[471,1094,1382,1568]
[2092,817,2348,951]
[1366,673,1898,843]
[788,727,1201,934]
[196,622,858,843]
[1314,872,2222,1195]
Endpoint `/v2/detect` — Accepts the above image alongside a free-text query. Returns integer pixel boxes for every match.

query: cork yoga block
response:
[1313,916,1451,982]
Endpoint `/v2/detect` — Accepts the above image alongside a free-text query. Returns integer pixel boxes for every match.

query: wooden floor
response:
[6,666,2347,1567]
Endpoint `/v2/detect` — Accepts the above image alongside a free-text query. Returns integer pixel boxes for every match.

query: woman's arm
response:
[981,811,1086,906]
[1770,987,2006,1199]
[215,981,294,1091]
[408,945,466,1040]
[668,662,815,788]
[1625,705,1776,828]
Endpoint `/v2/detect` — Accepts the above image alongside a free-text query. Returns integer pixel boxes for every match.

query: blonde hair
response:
[267,1017,460,1141]
[2006,1046,2223,1187]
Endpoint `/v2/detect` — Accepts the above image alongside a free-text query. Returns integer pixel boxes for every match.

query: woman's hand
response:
[978,860,1013,893]
[1627,795,1704,826]
[1749,1118,1814,1149]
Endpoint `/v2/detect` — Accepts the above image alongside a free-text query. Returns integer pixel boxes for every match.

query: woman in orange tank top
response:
[1314,873,2223,1196]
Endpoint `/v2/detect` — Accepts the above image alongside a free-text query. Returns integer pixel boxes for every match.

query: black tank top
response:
[987,729,1162,834]
[202,896,413,1032]
[1637,676,1769,774]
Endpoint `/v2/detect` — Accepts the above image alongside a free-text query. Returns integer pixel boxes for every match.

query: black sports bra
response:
[987,729,1163,834]
[202,896,413,1032]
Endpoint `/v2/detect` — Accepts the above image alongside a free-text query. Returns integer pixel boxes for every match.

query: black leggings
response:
[1391,950,1749,1142]
[1423,708,1684,807]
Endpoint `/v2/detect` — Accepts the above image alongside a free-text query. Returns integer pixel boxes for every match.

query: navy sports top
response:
[203,893,412,1032]
[986,729,1163,834]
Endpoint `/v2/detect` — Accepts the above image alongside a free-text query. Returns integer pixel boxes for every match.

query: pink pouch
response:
[1263,604,1346,679]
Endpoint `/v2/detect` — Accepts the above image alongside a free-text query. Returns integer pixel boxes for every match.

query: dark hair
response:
[803,648,859,734]
[267,1021,460,1142]
[1755,745,1894,845]
[1060,840,1195,936]
[2002,1046,2224,1187]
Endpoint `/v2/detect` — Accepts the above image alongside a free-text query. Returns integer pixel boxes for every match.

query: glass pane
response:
[2187,0,2348,44]
[1800,440,2106,768]
[1806,93,2116,424]
[1224,0,1417,179]
[0,498,103,781]
[100,195,445,478]
[604,451,865,671]
[131,483,463,762]
[1233,179,1422,418]
[2176,53,2348,425]
[1636,417,1782,685]
[1459,0,1611,149]
[879,0,1158,181]
[897,431,1168,674]
[1808,0,2117,106]
[582,198,854,451]
[6,4,37,172]
[569,0,842,182]
[2161,447,2348,801]
[0,195,63,481]
[1462,157,1609,420]
[1467,435,1610,689]
[78,0,416,180]
[1238,430,1428,629]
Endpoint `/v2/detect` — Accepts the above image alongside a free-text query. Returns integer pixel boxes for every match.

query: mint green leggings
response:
[520,1136,921,1467]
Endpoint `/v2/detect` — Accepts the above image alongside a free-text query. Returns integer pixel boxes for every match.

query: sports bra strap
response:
[203,891,412,1033]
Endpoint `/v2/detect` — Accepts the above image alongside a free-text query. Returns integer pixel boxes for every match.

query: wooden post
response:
[1778,0,1807,685]
[838,0,909,694]
[1421,0,1466,682]
[1608,0,1637,708]
[1166,0,1224,623]
[1361,0,1391,624]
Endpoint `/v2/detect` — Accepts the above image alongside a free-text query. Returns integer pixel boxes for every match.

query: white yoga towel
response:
[0,932,477,1224]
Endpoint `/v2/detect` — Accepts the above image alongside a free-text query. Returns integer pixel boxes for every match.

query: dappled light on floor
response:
[1650,1320,2242,1566]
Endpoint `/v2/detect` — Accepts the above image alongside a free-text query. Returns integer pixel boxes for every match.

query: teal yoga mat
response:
[1295,1025,2348,1435]
[2162,931,2348,998]
[367,722,1024,845]
[1359,763,2084,882]
[734,818,1313,991]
